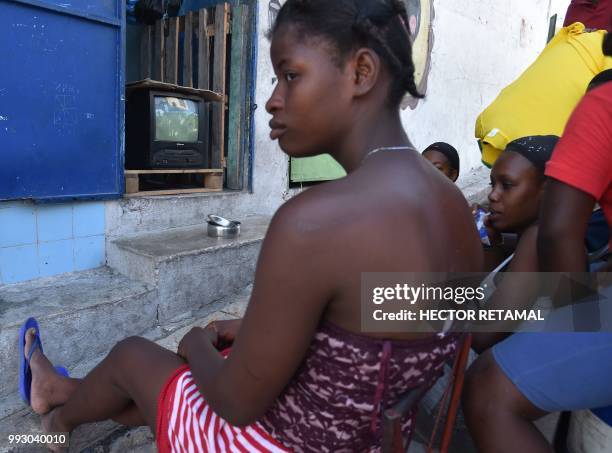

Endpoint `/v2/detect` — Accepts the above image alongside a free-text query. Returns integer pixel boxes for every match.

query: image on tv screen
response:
[155,96,199,142]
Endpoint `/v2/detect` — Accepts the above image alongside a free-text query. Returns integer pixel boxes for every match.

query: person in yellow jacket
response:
[476,23,612,167]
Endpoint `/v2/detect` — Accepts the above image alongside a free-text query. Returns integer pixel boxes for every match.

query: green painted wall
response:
[290,155,346,183]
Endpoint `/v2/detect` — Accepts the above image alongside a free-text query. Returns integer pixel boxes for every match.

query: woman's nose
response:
[265,85,283,114]
[488,186,500,203]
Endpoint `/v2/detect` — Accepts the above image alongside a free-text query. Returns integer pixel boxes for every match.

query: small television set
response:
[126,88,210,169]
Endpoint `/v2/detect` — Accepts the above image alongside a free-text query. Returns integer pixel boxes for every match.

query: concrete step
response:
[0,289,249,453]
[0,268,157,403]
[107,215,270,322]
[105,191,273,240]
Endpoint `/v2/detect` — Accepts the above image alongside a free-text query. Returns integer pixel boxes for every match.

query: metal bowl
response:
[207,220,241,238]
[208,214,233,227]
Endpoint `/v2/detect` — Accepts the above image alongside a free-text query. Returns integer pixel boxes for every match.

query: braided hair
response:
[271,0,424,107]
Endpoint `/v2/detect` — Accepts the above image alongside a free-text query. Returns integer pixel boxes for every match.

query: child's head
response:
[422,142,460,182]
[266,0,422,156]
[488,135,558,234]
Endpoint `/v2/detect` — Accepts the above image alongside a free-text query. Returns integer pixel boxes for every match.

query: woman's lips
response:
[269,119,287,140]
[489,210,502,221]
[269,127,286,140]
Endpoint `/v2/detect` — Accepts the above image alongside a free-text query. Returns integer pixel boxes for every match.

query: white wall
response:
[251,0,570,187]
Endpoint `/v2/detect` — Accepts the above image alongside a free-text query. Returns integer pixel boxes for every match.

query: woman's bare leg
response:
[463,350,552,453]
[26,328,145,426]
[29,332,185,440]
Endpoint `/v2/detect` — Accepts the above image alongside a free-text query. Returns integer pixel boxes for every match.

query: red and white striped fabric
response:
[156,365,291,453]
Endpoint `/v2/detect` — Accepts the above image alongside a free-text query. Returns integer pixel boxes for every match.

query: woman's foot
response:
[24,328,69,414]
[41,407,69,452]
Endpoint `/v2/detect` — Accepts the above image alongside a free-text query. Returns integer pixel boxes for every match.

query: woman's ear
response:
[351,48,380,97]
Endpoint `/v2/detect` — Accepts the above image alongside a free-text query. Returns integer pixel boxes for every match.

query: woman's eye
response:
[502,182,514,189]
[284,72,298,82]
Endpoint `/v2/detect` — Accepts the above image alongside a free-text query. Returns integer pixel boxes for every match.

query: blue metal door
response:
[0,0,124,201]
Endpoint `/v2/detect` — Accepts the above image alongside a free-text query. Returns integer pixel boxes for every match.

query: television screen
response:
[154,96,199,142]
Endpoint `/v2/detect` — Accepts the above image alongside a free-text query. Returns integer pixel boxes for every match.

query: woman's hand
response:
[206,318,242,350]
[177,326,218,362]
[483,215,503,246]
[472,203,502,246]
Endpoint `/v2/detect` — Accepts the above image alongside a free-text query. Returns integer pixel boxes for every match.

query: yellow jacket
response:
[475,23,612,167]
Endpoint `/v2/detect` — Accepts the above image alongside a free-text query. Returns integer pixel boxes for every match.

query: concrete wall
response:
[397,0,569,177]
[252,0,570,185]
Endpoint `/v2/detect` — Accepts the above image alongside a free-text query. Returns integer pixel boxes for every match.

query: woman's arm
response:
[181,199,336,426]
[481,234,517,272]
[472,226,541,352]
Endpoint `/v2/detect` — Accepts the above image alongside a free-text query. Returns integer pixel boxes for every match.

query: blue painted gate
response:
[0,0,124,201]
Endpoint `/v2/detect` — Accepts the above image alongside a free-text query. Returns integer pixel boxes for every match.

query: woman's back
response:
[287,149,482,338]
[260,322,460,452]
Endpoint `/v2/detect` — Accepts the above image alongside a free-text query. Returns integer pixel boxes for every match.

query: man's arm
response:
[538,178,596,272]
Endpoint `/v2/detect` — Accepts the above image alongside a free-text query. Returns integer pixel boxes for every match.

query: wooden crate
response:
[125,169,223,197]
[140,4,230,170]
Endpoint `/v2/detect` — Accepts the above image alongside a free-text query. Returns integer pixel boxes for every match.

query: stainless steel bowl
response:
[208,214,233,227]
[207,220,241,238]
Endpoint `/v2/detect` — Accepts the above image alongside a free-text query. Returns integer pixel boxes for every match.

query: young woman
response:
[465,59,612,453]
[470,135,559,352]
[422,142,460,182]
[22,1,481,451]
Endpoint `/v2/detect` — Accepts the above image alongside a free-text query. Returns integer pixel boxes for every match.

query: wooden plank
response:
[240,4,253,191]
[124,168,224,196]
[204,173,223,189]
[126,79,224,103]
[140,25,152,79]
[125,169,223,175]
[226,2,247,190]
[125,187,222,198]
[164,17,179,84]
[125,174,140,194]
[211,3,230,170]
[183,12,194,87]
[197,9,210,90]
[125,188,221,198]
[153,20,164,81]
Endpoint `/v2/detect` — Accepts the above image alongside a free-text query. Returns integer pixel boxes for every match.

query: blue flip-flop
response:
[18,318,69,405]
[55,366,69,378]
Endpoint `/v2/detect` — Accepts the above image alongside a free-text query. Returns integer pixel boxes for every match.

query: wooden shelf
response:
[125,168,223,197]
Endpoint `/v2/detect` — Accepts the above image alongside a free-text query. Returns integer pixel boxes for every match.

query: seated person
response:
[464,46,612,453]
[422,142,460,182]
[19,1,483,452]
[420,135,558,424]
[470,135,559,351]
